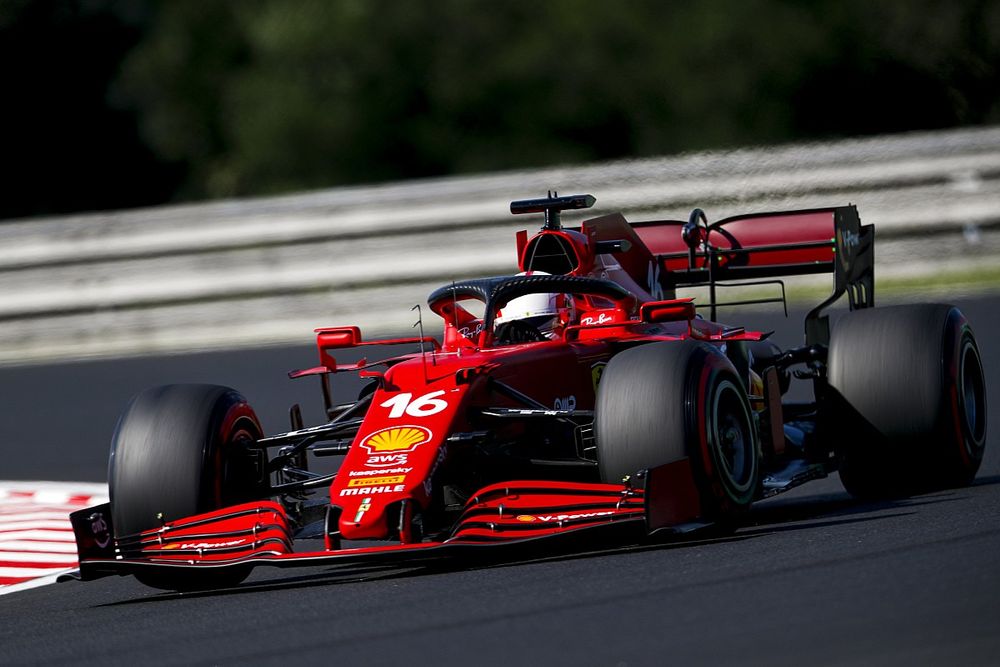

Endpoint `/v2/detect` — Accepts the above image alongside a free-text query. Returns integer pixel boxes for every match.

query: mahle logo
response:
[361,426,431,454]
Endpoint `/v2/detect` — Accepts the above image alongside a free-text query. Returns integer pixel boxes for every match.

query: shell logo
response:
[515,515,536,523]
[361,426,431,454]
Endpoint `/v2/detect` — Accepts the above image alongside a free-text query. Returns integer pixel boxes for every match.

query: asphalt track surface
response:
[1,295,999,665]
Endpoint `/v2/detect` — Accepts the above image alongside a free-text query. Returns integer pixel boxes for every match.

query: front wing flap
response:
[64,460,706,583]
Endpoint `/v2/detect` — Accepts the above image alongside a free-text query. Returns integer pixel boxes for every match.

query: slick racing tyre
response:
[595,340,760,522]
[827,304,987,498]
[108,384,265,590]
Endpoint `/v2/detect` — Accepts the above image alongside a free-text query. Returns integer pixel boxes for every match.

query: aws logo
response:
[360,426,431,454]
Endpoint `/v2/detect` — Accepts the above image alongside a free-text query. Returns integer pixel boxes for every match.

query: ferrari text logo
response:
[361,426,431,454]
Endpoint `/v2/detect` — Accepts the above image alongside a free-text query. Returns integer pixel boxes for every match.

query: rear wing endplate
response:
[632,205,873,344]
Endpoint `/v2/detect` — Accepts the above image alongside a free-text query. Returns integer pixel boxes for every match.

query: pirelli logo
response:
[347,475,406,488]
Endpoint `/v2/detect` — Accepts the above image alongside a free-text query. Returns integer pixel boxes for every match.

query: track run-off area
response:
[0,294,997,665]
[0,482,107,593]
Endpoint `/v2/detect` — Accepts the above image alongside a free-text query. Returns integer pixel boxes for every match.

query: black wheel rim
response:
[711,379,756,494]
[959,339,987,447]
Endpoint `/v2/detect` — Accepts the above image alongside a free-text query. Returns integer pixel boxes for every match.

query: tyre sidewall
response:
[937,309,987,483]
[687,347,760,517]
[595,341,759,521]
[109,384,263,539]
[828,304,987,496]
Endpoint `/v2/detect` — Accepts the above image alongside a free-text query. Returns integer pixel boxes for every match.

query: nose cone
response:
[333,425,436,540]
[329,361,473,542]
[337,476,408,541]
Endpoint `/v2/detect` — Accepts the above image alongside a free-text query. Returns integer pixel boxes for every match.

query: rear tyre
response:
[108,384,265,590]
[595,340,760,522]
[827,304,987,498]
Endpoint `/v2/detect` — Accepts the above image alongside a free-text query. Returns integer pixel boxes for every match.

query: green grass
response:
[875,266,1000,299]
[676,265,1000,311]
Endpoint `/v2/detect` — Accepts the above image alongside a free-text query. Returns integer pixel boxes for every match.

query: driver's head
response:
[495,274,576,339]
[496,291,560,334]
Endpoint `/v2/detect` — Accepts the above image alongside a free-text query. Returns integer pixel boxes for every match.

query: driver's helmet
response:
[495,272,576,339]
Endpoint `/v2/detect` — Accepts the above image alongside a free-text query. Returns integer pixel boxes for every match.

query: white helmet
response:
[495,273,575,338]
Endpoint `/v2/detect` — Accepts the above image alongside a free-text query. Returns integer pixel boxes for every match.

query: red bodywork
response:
[66,198,862,584]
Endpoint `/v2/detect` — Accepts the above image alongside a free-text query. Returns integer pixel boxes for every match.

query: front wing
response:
[61,460,705,584]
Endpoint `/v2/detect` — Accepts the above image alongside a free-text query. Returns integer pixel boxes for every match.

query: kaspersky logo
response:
[360,426,431,454]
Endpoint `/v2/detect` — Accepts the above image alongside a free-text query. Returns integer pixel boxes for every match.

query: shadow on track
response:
[743,490,969,537]
[92,489,963,607]
[971,473,1000,487]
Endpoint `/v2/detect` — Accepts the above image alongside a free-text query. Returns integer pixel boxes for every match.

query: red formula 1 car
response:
[63,194,988,591]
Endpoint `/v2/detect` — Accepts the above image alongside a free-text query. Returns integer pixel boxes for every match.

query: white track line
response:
[0,541,79,553]
[0,529,77,542]
[0,565,78,577]
[0,551,79,564]
[0,519,81,531]
[0,572,72,594]
[0,510,84,519]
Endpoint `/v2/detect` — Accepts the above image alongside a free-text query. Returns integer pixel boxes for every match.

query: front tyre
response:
[108,384,266,590]
[595,340,760,522]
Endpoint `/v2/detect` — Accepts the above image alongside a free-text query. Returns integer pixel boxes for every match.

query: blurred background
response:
[1,8,998,659]
[0,0,998,366]
[2,0,998,218]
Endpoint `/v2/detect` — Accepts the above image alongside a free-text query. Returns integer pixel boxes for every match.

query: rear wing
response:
[632,205,873,345]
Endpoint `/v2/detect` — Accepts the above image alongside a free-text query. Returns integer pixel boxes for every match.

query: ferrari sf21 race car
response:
[63,193,988,591]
